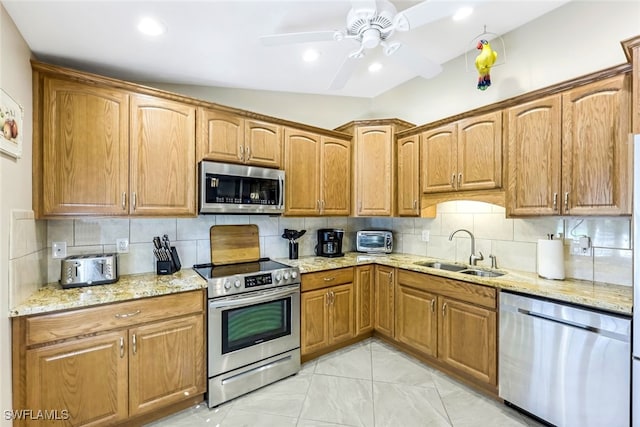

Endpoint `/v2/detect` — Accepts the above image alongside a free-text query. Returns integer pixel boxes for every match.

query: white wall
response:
[0,4,34,424]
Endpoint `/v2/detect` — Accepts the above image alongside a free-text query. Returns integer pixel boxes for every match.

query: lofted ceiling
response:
[3,0,569,98]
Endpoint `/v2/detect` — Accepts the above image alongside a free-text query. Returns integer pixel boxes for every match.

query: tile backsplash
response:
[8,201,633,307]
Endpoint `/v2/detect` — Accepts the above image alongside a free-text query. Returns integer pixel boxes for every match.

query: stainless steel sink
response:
[414,261,467,272]
[459,269,505,278]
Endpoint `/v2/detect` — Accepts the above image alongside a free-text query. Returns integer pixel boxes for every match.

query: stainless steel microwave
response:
[199,161,284,214]
[356,230,393,254]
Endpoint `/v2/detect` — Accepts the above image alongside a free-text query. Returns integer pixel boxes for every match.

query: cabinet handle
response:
[121,192,127,211]
[132,192,137,211]
[323,277,335,282]
[413,200,418,210]
[239,145,244,161]
[451,173,456,189]
[553,193,558,211]
[119,337,125,358]
[132,334,137,355]
[245,146,250,160]
[330,291,335,305]
[115,310,141,319]
[317,200,321,212]
[322,200,326,211]
[431,299,435,313]
[325,292,330,306]
[564,192,569,213]
[442,302,447,317]
[388,271,393,286]
[457,173,462,188]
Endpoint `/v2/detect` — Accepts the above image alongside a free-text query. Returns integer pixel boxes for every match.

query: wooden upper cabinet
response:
[561,74,631,215]
[130,95,197,216]
[198,108,244,163]
[244,119,282,168]
[320,136,351,215]
[397,134,421,216]
[506,95,562,216]
[284,128,320,215]
[457,111,502,191]
[354,125,394,216]
[421,112,502,194]
[421,124,458,193]
[41,77,129,216]
[198,108,282,168]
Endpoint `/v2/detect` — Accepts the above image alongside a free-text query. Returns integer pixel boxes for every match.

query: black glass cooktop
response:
[193,258,292,280]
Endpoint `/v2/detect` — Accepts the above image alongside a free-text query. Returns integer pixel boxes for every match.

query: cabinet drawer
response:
[25,290,204,346]
[398,269,496,309]
[302,268,354,292]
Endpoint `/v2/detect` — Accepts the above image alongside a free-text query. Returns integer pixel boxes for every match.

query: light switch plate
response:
[52,241,67,258]
[421,230,430,242]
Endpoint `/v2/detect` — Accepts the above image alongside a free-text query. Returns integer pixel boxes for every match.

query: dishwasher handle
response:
[517,308,630,342]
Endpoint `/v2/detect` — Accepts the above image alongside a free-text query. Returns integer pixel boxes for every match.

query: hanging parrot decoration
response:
[475,39,498,90]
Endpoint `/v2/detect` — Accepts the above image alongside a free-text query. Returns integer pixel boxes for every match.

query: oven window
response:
[360,235,385,248]
[205,173,280,206]
[222,298,291,354]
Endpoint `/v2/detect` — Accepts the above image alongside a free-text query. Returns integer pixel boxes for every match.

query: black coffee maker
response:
[316,229,344,258]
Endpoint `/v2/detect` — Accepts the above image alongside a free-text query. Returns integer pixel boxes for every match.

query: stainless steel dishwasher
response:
[499,291,631,427]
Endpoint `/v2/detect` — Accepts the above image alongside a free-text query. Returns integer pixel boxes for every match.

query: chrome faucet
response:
[449,228,484,266]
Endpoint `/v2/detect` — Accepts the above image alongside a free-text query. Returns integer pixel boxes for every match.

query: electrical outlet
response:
[421,230,430,242]
[570,237,591,256]
[116,238,129,254]
[52,241,67,258]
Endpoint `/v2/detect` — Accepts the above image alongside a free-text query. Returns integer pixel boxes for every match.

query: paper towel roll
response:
[537,239,565,280]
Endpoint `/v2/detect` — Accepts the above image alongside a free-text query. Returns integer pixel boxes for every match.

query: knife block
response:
[156,246,182,275]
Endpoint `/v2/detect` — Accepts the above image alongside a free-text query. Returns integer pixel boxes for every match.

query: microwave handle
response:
[278,175,284,210]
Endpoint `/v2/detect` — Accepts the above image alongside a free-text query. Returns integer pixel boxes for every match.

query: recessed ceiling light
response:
[452,7,473,21]
[302,49,320,62]
[368,62,382,73]
[137,17,166,36]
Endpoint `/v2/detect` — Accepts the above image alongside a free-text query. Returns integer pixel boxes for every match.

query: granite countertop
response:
[276,252,633,315]
[10,269,207,317]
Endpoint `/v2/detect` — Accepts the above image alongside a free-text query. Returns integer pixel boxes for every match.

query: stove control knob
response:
[223,279,232,290]
[275,272,283,282]
[291,270,298,279]
[283,271,290,280]
[234,279,241,288]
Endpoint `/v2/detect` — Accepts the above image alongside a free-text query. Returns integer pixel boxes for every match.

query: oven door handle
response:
[209,285,299,310]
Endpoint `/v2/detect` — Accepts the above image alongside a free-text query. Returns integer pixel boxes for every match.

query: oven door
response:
[208,284,300,376]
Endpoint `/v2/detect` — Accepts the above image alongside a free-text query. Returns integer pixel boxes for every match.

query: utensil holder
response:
[289,242,299,260]
[156,246,182,275]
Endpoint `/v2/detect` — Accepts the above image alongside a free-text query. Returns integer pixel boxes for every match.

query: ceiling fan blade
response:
[329,55,360,90]
[260,31,339,46]
[389,43,442,79]
[395,0,477,31]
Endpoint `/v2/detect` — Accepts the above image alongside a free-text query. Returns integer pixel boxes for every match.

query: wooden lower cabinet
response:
[395,284,437,357]
[13,291,206,427]
[438,297,497,386]
[374,265,395,338]
[354,265,374,335]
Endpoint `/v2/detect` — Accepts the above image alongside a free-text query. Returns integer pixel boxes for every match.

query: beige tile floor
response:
[147,338,544,427]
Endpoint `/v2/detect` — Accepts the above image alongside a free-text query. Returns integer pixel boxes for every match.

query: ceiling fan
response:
[260,0,473,90]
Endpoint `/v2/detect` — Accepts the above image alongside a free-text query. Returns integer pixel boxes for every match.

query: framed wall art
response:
[0,89,24,159]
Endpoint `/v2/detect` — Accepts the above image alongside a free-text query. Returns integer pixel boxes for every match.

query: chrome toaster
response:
[60,253,119,288]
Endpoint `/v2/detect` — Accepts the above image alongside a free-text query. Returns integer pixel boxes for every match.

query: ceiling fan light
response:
[302,49,320,62]
[452,7,473,21]
[361,28,381,49]
[368,62,382,73]
[137,17,166,36]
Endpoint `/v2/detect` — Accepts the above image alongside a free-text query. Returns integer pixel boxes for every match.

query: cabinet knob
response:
[442,302,447,317]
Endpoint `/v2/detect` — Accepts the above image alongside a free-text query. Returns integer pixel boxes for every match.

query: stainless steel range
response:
[194,259,301,407]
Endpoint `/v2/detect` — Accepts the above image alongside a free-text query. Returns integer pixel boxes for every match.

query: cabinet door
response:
[42,78,129,216]
[25,331,128,426]
[396,285,437,357]
[245,119,282,168]
[197,108,244,164]
[438,297,497,386]
[421,124,457,193]
[320,136,351,216]
[506,96,562,216]
[130,95,197,216]
[562,74,632,215]
[374,265,395,338]
[355,265,374,335]
[457,111,503,191]
[128,314,205,417]
[284,128,321,215]
[329,283,355,345]
[397,134,420,216]
[301,288,330,355]
[355,126,393,215]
